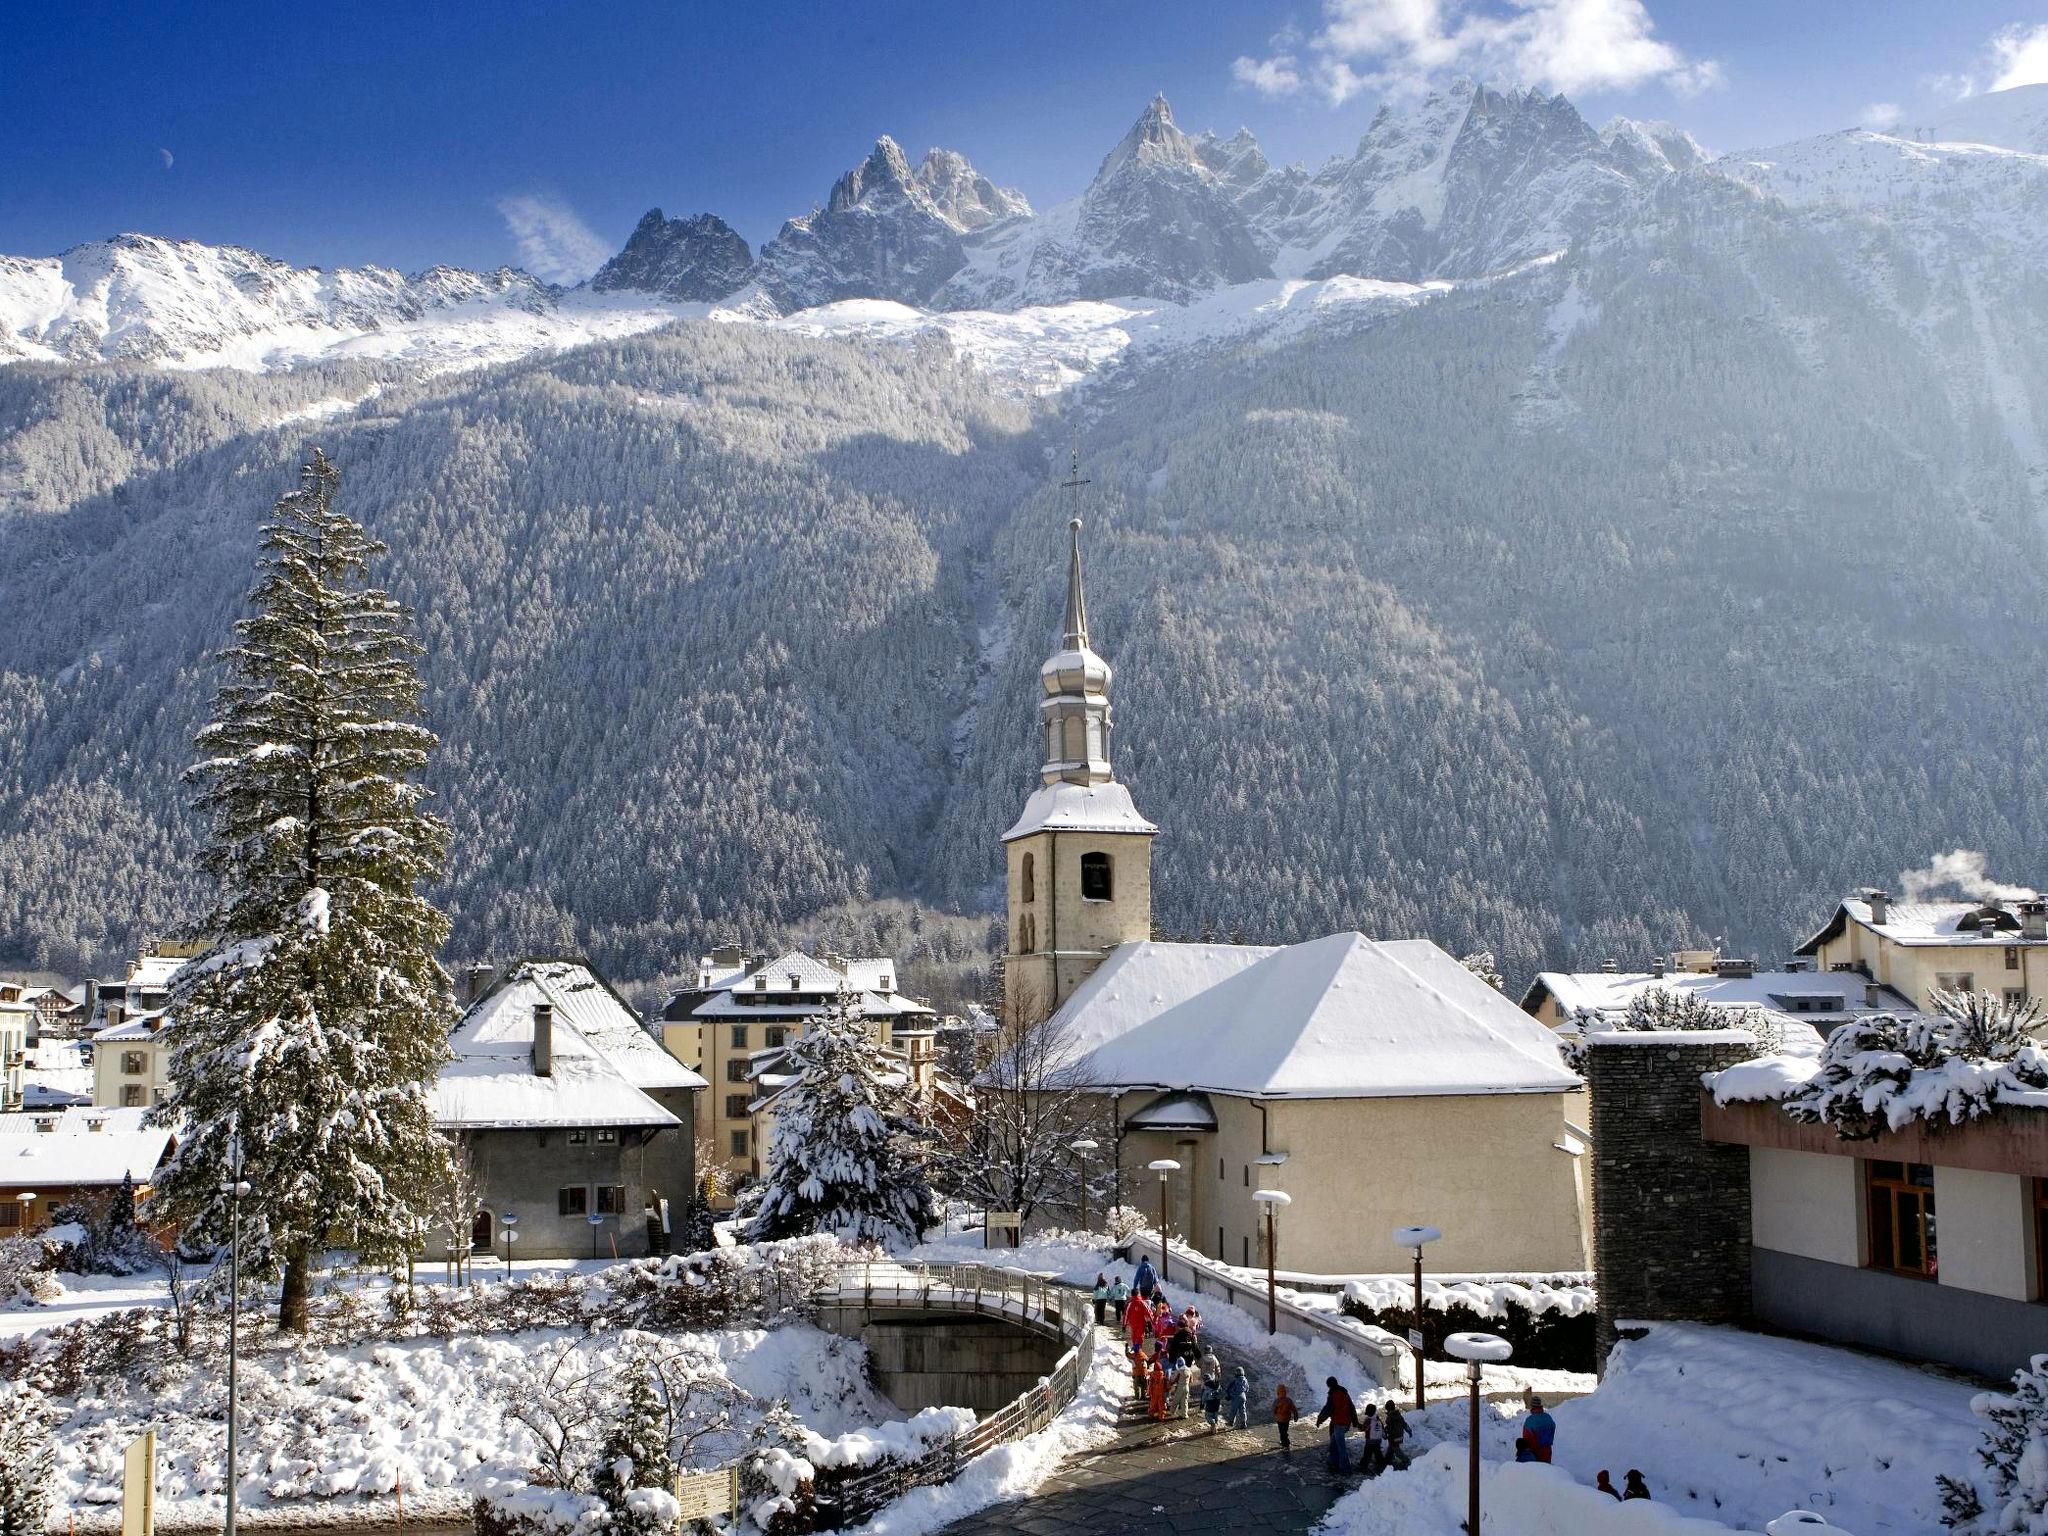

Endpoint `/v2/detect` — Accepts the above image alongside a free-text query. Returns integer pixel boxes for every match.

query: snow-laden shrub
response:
[0,1234,63,1306]
[1562,988,1783,1072]
[1341,1278,1595,1372]
[1786,992,2048,1140]
[1105,1204,1146,1245]
[47,1176,157,1276]
[0,1382,53,1536]
[1939,1352,2048,1531]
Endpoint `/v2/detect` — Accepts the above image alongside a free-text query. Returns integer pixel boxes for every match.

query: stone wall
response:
[1585,1033,1758,1368]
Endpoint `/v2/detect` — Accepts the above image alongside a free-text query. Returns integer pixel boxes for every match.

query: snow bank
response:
[1549,1323,1980,1535]
[1485,1460,1766,1534]
[800,1405,976,1470]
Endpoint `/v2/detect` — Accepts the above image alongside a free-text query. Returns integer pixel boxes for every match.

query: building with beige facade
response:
[87,948,194,1107]
[1797,888,2048,1013]
[1001,517,1590,1277]
[659,949,934,1185]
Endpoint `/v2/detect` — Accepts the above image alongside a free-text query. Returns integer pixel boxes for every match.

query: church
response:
[1005,518,1590,1277]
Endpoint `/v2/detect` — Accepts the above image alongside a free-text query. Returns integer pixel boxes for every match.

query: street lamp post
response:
[1146,1159,1180,1285]
[1392,1224,1443,1412]
[15,1191,35,1232]
[1068,1138,1098,1233]
[1444,1331,1512,1536]
[499,1212,519,1278]
[219,1149,253,1536]
[1251,1190,1292,1335]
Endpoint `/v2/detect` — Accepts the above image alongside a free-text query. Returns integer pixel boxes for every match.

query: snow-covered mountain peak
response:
[1096,93,1209,182]
[914,148,1032,231]
[1905,82,2048,155]
[1602,116,1712,173]
[590,209,754,302]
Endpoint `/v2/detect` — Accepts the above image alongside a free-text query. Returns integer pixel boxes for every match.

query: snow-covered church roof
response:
[1002,781,1158,841]
[434,959,703,1130]
[1046,933,1581,1100]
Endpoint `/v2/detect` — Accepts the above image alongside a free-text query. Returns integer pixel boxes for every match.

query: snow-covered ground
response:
[42,1318,890,1525]
[1315,1321,1985,1536]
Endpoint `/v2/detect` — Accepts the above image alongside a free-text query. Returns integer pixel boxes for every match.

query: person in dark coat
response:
[1132,1254,1157,1298]
[1381,1401,1409,1470]
[1595,1471,1622,1500]
[1315,1377,1357,1473]
[1514,1435,1538,1463]
[1623,1470,1651,1501]
[1358,1402,1384,1475]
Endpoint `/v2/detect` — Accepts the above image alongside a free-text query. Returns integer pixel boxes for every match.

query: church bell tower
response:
[1001,498,1156,1029]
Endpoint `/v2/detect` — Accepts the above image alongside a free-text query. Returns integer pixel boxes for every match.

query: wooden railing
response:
[669,1260,1096,1528]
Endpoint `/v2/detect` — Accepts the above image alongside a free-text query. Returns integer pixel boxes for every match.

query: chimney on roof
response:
[533,1001,554,1077]
[1600,958,1619,974]
[2022,901,2047,942]
[825,951,848,973]
[464,962,495,1004]
[709,942,744,968]
[1650,955,1667,978]
[1864,889,1889,925]
[1865,980,1882,1009]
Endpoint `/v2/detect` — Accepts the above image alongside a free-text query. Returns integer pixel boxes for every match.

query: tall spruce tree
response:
[151,449,453,1331]
[745,996,935,1248]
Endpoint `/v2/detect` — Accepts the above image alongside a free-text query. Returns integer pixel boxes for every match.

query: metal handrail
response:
[671,1259,1098,1528]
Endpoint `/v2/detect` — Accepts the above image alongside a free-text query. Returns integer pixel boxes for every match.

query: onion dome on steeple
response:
[1038,517,1116,786]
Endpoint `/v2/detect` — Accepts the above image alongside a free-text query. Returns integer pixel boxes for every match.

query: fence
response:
[669,1260,1096,1529]
[1121,1232,1404,1389]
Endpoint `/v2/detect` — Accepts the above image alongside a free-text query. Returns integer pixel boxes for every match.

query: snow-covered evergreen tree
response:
[1787,991,2048,1142]
[150,449,454,1331]
[1940,1352,2048,1531]
[745,997,935,1248]
[0,1385,52,1536]
[594,1364,677,1534]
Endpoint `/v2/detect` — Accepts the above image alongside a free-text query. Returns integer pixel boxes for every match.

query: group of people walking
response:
[1095,1264,1646,1506]
[1308,1376,1412,1475]
[1099,1263,1251,1429]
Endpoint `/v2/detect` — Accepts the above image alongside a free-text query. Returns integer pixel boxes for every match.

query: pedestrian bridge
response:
[813,1262,1084,1414]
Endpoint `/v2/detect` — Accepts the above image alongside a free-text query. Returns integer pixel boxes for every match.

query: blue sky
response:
[3,0,2045,277]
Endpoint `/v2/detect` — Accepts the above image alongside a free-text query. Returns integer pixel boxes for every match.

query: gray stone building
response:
[434,959,704,1260]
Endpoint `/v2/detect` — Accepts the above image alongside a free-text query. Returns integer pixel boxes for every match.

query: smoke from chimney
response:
[1896,849,2037,905]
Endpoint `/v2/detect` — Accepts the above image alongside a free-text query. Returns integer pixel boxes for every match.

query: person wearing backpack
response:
[1358,1402,1385,1476]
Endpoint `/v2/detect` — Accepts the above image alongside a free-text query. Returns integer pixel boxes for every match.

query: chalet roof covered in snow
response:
[0,1106,174,1187]
[435,960,702,1130]
[93,1011,169,1043]
[688,949,935,1021]
[123,954,188,992]
[1046,934,1581,1100]
[22,1039,92,1108]
[1798,895,2048,952]
[1002,781,1158,841]
[1525,967,1921,1025]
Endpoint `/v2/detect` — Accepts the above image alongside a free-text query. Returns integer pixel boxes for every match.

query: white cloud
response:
[1859,101,1902,129]
[1233,53,1304,96]
[1990,21,2048,91]
[495,193,610,285]
[1234,0,1720,106]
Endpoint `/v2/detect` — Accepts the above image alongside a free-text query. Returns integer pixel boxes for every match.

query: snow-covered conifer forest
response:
[2,82,2046,993]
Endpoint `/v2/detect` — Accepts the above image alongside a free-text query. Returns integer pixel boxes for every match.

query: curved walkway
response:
[934,1326,1355,1536]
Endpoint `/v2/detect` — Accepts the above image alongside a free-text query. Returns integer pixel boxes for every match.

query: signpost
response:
[984,1210,1022,1249]
[121,1428,156,1536]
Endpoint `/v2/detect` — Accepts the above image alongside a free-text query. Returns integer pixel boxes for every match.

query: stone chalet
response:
[435,960,704,1261]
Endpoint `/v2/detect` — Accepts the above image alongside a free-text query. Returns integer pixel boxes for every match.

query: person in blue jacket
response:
[1522,1395,1556,1463]
[1132,1253,1157,1299]
[1224,1367,1250,1430]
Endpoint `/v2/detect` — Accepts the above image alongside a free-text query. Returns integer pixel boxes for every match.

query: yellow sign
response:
[121,1428,156,1536]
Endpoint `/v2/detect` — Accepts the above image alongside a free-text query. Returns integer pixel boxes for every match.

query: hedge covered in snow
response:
[1340,1275,1596,1371]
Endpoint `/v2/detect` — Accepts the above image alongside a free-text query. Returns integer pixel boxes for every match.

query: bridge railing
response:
[669,1258,1098,1529]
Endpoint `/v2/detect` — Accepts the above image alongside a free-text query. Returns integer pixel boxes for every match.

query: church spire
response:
[1060,443,1091,650]
[1063,517,1089,650]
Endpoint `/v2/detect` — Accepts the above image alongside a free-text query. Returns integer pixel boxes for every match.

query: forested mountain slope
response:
[3,89,2046,996]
